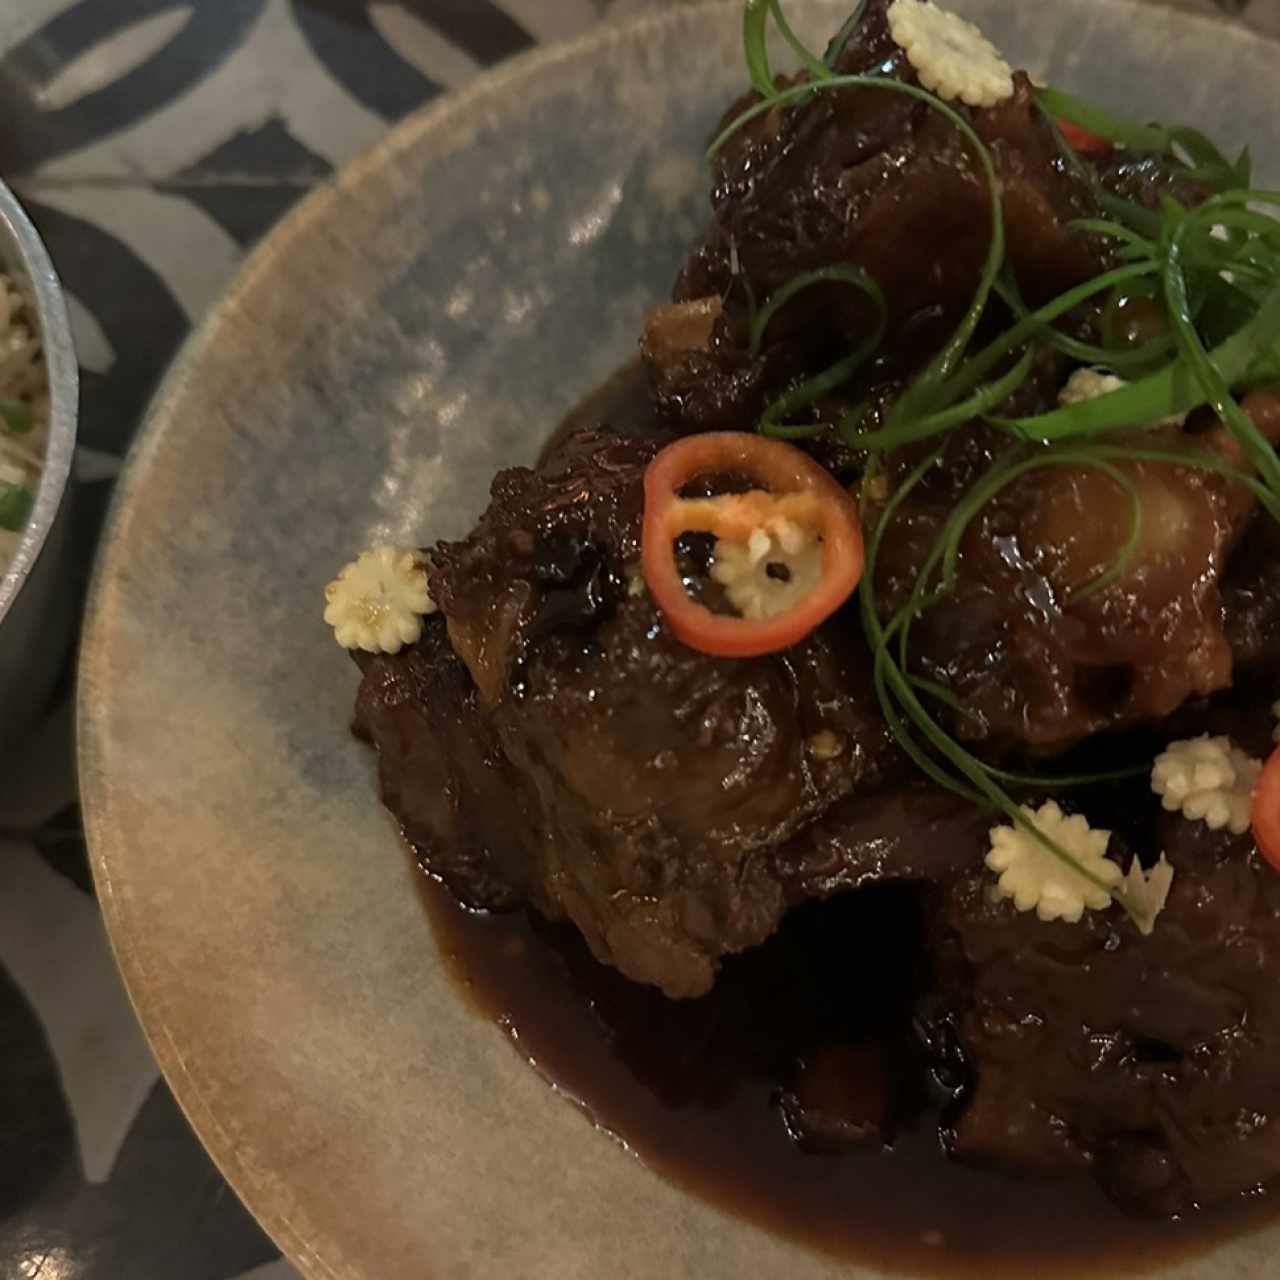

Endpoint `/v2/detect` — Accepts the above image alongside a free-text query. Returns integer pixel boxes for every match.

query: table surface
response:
[0,1,1273,1278]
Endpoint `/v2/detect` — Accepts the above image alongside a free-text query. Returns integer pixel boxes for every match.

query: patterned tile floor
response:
[0,1,1273,1277]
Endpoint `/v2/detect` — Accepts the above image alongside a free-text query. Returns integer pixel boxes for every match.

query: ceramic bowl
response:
[79,3,1280,1276]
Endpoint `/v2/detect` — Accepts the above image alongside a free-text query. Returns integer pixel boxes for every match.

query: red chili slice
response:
[641,432,864,658]
[1253,746,1280,872]
[1057,119,1111,154]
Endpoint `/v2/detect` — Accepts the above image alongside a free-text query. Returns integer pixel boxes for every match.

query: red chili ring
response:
[640,433,865,658]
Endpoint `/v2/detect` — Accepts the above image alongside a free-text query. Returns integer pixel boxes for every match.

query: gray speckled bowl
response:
[79,3,1280,1277]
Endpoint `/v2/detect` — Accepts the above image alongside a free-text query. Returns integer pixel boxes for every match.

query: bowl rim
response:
[0,177,78,625]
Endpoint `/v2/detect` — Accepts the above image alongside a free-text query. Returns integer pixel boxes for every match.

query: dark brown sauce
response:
[423,877,1278,1278]
[419,368,1280,1277]
[542,358,662,458]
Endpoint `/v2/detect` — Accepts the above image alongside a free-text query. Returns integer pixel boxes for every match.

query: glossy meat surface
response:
[872,391,1280,753]
[354,620,532,910]
[872,424,1254,753]
[358,429,928,997]
[352,397,1280,1217]
[933,807,1280,1216]
[644,0,1107,435]
[346,6,1280,1225]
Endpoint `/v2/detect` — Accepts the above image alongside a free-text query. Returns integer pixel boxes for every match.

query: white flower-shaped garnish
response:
[1118,854,1176,937]
[1057,366,1186,426]
[986,800,1121,923]
[887,0,1013,109]
[324,544,436,654]
[1151,735,1260,836]
[710,514,823,620]
[1058,367,1127,407]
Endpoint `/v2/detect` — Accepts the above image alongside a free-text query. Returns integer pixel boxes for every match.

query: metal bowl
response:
[0,179,77,750]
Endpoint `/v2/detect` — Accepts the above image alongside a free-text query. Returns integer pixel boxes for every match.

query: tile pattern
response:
[0,5,621,1276]
[0,0,1267,1276]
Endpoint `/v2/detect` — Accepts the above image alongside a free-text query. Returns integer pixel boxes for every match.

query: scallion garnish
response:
[743,0,782,100]
[1164,225,1280,497]
[768,0,833,82]
[0,482,33,532]
[760,323,886,437]
[949,262,1159,399]
[0,398,31,434]
[1018,280,1280,441]
[822,1,866,68]
[1035,87,1249,193]
[718,1,1280,930]
[852,347,1036,451]
[749,267,886,436]
[993,270,1173,374]
[711,70,1006,436]
[749,266,883,355]
[1034,86,1168,153]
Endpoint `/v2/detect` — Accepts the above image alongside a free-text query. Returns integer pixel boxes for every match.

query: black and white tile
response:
[0,0,1267,1277]
[0,4,631,1276]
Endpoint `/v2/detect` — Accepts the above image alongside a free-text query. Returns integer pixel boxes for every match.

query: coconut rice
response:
[0,270,49,574]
